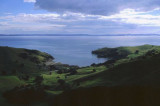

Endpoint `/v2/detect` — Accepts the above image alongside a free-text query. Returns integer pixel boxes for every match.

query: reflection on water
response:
[0,35,160,66]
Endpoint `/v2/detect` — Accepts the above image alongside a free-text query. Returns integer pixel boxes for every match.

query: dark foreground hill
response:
[53,86,160,106]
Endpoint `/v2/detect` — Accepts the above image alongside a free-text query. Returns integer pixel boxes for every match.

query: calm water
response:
[0,35,160,66]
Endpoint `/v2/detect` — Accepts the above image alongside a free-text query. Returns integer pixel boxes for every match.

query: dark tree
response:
[57,70,63,74]
[56,76,60,79]
[70,69,77,75]
[93,69,96,72]
[135,50,139,54]
[91,63,96,66]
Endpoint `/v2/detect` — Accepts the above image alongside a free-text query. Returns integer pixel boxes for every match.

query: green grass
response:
[79,78,102,87]
[68,45,160,88]
[67,67,105,82]
[46,90,63,95]
[0,46,53,75]
[0,76,25,93]
[41,65,107,88]
[42,72,66,86]
[92,44,158,59]
[0,76,25,105]
[2,45,160,105]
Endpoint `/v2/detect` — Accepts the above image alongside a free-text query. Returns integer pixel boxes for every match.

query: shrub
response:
[18,53,28,59]
[135,50,139,54]
[93,69,96,72]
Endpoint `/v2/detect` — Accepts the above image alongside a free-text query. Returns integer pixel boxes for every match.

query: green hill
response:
[1,45,160,105]
[52,45,160,106]
[0,46,53,75]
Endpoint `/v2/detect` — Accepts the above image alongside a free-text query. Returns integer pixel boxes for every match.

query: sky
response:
[1,0,160,34]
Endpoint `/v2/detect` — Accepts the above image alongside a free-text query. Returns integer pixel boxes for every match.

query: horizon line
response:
[0,34,160,36]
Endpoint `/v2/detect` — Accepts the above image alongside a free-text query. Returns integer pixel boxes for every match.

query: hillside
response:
[1,45,160,105]
[92,44,156,59]
[0,46,54,75]
[52,45,160,106]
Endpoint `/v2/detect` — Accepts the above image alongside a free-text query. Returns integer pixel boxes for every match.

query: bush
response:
[91,63,96,66]
[57,70,63,74]
[70,69,77,75]
[93,69,96,72]
[18,53,28,59]
[18,75,30,81]
[30,57,40,64]
[135,50,139,54]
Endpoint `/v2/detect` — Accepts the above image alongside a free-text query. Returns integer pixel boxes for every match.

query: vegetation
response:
[0,46,54,75]
[1,45,160,105]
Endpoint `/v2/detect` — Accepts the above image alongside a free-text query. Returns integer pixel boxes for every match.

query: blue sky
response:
[1,0,160,34]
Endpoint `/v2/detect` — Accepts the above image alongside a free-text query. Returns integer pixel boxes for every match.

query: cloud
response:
[1,9,160,34]
[24,0,36,3]
[35,0,160,15]
[99,8,160,26]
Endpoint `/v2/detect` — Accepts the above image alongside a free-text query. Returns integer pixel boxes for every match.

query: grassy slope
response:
[42,65,107,88]
[78,53,160,87]
[42,45,160,90]
[53,57,160,106]
[92,45,155,59]
[0,46,106,105]
[0,46,53,75]
[0,46,53,105]
[0,76,25,105]
[52,45,160,106]
[2,45,160,105]
[74,45,160,87]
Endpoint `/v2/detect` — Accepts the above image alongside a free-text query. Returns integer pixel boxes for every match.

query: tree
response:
[91,63,96,66]
[93,69,96,72]
[70,69,77,75]
[135,50,139,54]
[57,70,63,74]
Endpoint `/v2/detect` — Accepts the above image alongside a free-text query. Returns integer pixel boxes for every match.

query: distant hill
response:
[1,34,160,36]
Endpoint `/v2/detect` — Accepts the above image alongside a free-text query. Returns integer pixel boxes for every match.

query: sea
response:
[0,35,160,66]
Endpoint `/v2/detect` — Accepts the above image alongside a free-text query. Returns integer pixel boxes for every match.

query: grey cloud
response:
[35,0,160,15]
